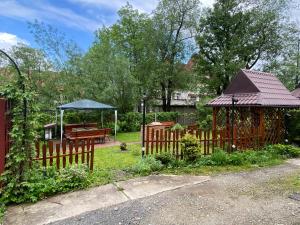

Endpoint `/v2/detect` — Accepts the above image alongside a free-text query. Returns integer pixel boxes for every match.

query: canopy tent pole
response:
[60,109,64,144]
[114,110,117,141]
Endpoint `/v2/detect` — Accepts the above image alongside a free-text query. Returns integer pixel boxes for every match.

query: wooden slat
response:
[62,141,67,168]
[151,128,154,155]
[155,130,159,154]
[35,142,40,159]
[175,130,179,158]
[204,130,207,155]
[159,129,163,153]
[42,144,47,167]
[86,139,90,165]
[81,140,85,163]
[168,129,171,152]
[90,139,94,171]
[146,126,149,155]
[164,129,168,153]
[69,141,73,164]
[207,131,210,154]
[56,143,60,170]
[49,141,53,166]
[75,139,79,164]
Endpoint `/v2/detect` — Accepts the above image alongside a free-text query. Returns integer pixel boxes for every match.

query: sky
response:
[0,0,299,53]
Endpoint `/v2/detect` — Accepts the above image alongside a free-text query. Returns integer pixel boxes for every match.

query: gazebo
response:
[207,69,300,149]
[57,99,117,143]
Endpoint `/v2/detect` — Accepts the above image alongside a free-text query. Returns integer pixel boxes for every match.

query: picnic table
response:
[64,123,111,143]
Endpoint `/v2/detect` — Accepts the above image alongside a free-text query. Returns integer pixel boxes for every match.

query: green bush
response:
[265,144,300,158]
[155,152,175,165]
[210,149,228,165]
[180,134,201,161]
[130,156,163,175]
[227,152,244,165]
[0,165,90,204]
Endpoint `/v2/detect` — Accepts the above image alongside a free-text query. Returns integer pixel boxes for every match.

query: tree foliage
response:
[196,0,296,95]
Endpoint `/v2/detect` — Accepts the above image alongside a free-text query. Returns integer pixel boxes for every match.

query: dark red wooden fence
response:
[145,127,263,158]
[34,139,95,171]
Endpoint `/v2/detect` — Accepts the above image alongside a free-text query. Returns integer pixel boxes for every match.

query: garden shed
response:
[207,69,300,149]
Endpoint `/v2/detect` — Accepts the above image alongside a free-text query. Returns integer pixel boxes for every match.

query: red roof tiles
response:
[207,69,300,107]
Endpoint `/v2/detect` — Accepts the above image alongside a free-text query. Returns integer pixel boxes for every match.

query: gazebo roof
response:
[292,84,300,99]
[207,69,300,107]
[58,99,116,110]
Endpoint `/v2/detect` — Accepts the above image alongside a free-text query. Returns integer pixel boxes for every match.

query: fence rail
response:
[145,127,263,158]
[34,138,95,170]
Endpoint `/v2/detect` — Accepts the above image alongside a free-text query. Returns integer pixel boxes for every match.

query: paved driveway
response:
[49,160,300,225]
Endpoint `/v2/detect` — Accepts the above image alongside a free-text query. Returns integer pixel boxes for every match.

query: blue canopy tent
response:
[57,99,117,143]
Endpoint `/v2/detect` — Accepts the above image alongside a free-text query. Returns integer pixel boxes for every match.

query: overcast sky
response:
[0,0,299,52]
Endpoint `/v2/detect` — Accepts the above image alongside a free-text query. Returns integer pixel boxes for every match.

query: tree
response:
[196,0,296,95]
[28,20,85,106]
[82,27,137,113]
[152,0,200,111]
[263,34,300,90]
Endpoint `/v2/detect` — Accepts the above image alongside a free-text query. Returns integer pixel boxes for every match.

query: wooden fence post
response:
[90,139,94,171]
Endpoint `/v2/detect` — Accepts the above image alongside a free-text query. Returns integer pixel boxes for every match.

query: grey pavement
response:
[4,175,210,225]
[47,159,300,225]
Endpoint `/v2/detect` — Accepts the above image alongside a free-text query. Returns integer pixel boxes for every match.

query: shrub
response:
[130,156,163,175]
[210,149,228,165]
[0,165,90,204]
[180,134,201,161]
[227,152,244,165]
[266,144,300,158]
[57,165,90,191]
[155,152,175,165]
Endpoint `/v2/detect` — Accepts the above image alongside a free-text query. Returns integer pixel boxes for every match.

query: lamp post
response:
[284,112,291,144]
[141,93,146,157]
[231,95,239,151]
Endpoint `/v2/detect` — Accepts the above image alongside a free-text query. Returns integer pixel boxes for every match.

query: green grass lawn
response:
[94,144,141,170]
[116,132,140,143]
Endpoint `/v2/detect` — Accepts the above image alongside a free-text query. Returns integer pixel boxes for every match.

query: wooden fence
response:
[145,127,263,158]
[34,138,95,170]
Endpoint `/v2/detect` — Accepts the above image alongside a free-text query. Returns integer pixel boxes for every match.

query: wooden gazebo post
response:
[212,107,218,149]
[259,108,265,146]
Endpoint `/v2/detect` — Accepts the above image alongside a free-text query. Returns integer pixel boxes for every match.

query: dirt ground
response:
[49,161,300,225]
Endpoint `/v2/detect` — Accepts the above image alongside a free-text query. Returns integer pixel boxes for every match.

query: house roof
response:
[58,99,116,110]
[207,69,300,107]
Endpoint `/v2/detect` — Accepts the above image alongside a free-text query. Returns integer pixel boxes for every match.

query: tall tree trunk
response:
[161,83,167,112]
[166,79,172,112]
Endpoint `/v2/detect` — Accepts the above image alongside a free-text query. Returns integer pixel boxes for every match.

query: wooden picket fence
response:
[34,138,95,170]
[145,127,262,158]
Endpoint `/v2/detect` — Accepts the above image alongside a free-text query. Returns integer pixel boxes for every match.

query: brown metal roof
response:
[207,69,300,107]
[292,87,300,99]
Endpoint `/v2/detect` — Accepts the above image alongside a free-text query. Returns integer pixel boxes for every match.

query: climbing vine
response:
[0,76,40,204]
